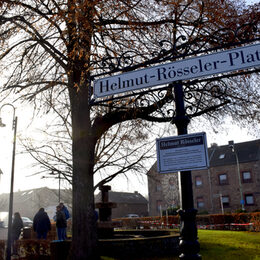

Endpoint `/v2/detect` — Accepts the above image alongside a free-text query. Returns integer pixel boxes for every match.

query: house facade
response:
[0,187,148,223]
[148,139,260,216]
[95,190,148,218]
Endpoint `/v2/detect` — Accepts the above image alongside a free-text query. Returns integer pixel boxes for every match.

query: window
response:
[219,154,225,159]
[197,197,204,208]
[219,173,228,185]
[221,196,230,207]
[245,194,254,205]
[195,176,202,187]
[156,184,162,192]
[242,171,252,183]
[156,200,163,213]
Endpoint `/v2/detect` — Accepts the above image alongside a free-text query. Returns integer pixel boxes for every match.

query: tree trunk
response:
[69,85,99,260]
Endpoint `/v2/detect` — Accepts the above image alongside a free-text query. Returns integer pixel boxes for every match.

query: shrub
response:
[17,239,50,258]
[163,207,179,216]
[115,212,260,231]
[209,214,226,224]
[232,213,251,224]
[250,212,260,231]
[0,240,5,260]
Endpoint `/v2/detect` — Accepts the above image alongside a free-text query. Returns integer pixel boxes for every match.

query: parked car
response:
[22,217,33,227]
[124,214,139,218]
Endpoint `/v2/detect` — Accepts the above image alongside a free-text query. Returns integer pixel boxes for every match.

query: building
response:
[0,187,148,223]
[95,190,148,219]
[148,139,260,216]
[0,187,72,222]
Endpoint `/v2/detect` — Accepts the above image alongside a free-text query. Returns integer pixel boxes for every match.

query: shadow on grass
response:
[102,242,260,260]
[101,257,179,260]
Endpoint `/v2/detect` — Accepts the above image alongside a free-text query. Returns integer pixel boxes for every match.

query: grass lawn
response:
[101,230,260,260]
[199,230,260,260]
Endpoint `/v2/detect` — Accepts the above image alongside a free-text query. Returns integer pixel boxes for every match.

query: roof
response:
[0,187,72,212]
[95,191,148,204]
[147,139,260,174]
[208,139,260,167]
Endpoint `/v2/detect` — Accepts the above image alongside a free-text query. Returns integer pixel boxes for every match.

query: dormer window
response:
[219,154,225,159]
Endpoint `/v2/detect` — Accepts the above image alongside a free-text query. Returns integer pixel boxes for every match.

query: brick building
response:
[148,139,260,216]
[95,190,148,219]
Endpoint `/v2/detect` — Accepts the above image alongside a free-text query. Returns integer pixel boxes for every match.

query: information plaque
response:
[156,132,209,173]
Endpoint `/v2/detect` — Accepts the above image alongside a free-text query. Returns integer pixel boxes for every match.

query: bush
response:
[116,212,260,231]
[0,240,5,260]
[16,239,50,258]
[163,207,179,216]
[232,213,251,223]
[250,212,260,231]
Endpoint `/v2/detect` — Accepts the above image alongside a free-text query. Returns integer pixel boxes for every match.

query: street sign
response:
[94,43,260,98]
[156,132,209,174]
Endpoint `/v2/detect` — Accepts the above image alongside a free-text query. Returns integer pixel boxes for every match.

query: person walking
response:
[11,212,23,255]
[33,208,51,239]
[55,205,67,240]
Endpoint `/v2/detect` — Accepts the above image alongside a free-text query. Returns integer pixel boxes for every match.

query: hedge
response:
[114,212,260,231]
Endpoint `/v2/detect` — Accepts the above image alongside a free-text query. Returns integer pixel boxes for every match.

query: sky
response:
[0,100,258,197]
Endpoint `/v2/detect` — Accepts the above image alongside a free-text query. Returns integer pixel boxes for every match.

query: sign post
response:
[92,43,260,260]
[172,81,201,259]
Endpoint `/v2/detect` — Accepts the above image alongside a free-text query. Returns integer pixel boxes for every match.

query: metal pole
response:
[6,116,17,260]
[229,141,245,211]
[207,147,216,213]
[59,171,61,203]
[219,193,224,214]
[234,151,245,211]
[173,82,200,259]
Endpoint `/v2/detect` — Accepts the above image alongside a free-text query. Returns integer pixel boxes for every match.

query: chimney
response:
[228,140,234,146]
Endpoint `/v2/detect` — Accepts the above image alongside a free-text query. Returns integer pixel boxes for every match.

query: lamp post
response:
[228,141,245,211]
[58,171,61,203]
[42,170,61,203]
[219,193,224,214]
[0,103,18,260]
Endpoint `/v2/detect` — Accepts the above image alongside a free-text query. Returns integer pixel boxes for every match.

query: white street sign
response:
[156,132,209,174]
[94,43,260,98]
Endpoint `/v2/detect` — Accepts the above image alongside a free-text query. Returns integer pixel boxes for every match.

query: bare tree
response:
[20,89,156,188]
[0,1,259,259]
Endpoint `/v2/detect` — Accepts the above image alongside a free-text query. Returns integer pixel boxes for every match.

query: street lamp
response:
[0,103,18,260]
[228,140,245,211]
[42,170,61,203]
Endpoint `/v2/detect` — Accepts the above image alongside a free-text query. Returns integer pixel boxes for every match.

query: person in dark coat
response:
[55,205,67,240]
[33,208,51,239]
[11,212,23,255]
[59,202,70,238]
[59,202,70,220]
